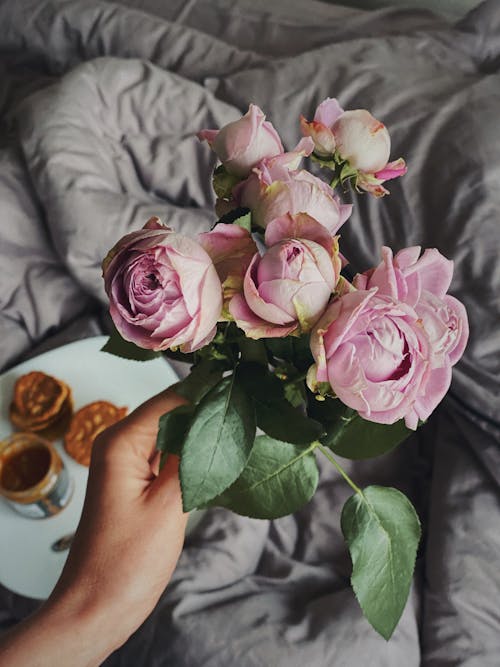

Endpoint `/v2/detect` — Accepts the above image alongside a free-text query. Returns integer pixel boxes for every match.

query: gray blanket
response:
[0,0,499,664]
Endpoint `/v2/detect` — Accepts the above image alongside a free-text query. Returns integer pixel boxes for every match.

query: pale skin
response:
[0,390,188,667]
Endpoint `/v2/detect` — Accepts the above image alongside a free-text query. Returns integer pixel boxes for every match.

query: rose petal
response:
[229,294,297,339]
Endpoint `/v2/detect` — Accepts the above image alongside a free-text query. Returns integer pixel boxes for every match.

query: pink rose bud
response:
[353,246,469,425]
[102,218,223,352]
[333,109,407,195]
[197,104,284,178]
[198,223,258,303]
[265,212,340,259]
[300,97,344,157]
[310,289,434,430]
[235,160,352,234]
[302,99,407,196]
[230,237,339,339]
[332,109,390,173]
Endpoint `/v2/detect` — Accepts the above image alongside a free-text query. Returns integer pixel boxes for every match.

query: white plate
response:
[0,336,179,600]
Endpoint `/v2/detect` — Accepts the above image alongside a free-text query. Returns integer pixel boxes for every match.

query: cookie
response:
[9,371,73,441]
[64,401,128,466]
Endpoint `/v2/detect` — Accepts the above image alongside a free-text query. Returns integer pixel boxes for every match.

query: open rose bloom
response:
[102,99,469,640]
[102,217,222,352]
[310,246,468,429]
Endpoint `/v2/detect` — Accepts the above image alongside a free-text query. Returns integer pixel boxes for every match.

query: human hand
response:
[0,389,188,667]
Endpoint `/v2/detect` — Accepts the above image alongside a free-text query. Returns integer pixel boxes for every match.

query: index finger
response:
[112,388,188,460]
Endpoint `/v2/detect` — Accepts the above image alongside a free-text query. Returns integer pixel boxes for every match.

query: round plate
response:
[0,336,179,599]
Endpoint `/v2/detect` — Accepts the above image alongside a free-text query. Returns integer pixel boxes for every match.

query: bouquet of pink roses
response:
[101,99,468,639]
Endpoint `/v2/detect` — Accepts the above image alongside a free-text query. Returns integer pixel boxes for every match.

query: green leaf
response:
[310,153,337,170]
[180,373,256,511]
[163,348,195,364]
[212,165,241,199]
[340,161,358,183]
[283,381,306,408]
[156,404,195,465]
[264,337,294,362]
[239,363,324,445]
[101,326,161,362]
[171,359,224,404]
[263,335,313,370]
[310,398,411,460]
[233,211,252,232]
[341,486,421,639]
[217,206,252,227]
[210,435,319,519]
[291,334,314,370]
[237,337,268,365]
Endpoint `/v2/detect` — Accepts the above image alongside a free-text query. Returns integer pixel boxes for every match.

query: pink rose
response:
[354,246,469,425]
[300,97,344,157]
[102,217,223,352]
[198,223,258,304]
[334,110,407,196]
[197,104,284,178]
[310,290,432,429]
[264,212,340,256]
[235,156,352,234]
[333,109,391,173]
[301,99,407,196]
[229,231,340,339]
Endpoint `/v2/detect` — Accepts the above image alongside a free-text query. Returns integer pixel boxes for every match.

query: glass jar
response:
[0,433,73,518]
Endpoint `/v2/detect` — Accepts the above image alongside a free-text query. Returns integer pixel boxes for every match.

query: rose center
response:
[354,319,407,382]
[144,272,160,290]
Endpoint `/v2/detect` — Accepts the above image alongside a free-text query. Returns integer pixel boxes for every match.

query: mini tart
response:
[9,371,73,441]
[64,401,128,466]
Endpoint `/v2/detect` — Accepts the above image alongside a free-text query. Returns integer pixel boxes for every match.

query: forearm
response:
[0,593,120,667]
[0,391,186,666]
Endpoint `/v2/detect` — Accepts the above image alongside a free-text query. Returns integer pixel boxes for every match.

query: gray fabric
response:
[0,0,499,665]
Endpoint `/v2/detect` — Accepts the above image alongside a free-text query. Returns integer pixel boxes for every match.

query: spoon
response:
[51,532,75,552]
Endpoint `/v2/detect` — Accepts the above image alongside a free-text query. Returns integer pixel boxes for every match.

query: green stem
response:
[316,442,363,496]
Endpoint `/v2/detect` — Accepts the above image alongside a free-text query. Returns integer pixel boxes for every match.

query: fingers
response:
[113,388,188,460]
[126,389,188,432]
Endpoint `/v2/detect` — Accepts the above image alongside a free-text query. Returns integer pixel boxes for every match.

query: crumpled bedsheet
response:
[0,0,499,664]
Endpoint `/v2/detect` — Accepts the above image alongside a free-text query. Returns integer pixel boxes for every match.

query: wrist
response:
[0,595,118,667]
[44,584,127,663]
[3,589,125,667]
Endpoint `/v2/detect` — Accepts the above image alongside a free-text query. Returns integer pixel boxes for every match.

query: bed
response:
[0,0,499,664]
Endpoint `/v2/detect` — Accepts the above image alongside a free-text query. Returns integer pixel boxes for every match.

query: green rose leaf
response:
[210,435,319,519]
[212,165,241,200]
[341,486,421,640]
[310,398,411,460]
[172,359,225,404]
[239,363,324,445]
[340,161,358,183]
[156,404,195,464]
[283,381,306,408]
[264,335,313,370]
[180,372,256,511]
[310,153,337,170]
[101,326,161,361]
[264,337,294,362]
[217,206,252,228]
[237,337,269,366]
[233,211,252,232]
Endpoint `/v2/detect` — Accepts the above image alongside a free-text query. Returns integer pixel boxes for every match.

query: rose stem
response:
[316,442,363,496]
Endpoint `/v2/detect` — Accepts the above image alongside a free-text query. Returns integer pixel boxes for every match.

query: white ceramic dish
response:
[0,335,179,600]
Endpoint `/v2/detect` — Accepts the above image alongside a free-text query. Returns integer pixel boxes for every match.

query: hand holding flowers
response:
[101,99,468,640]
